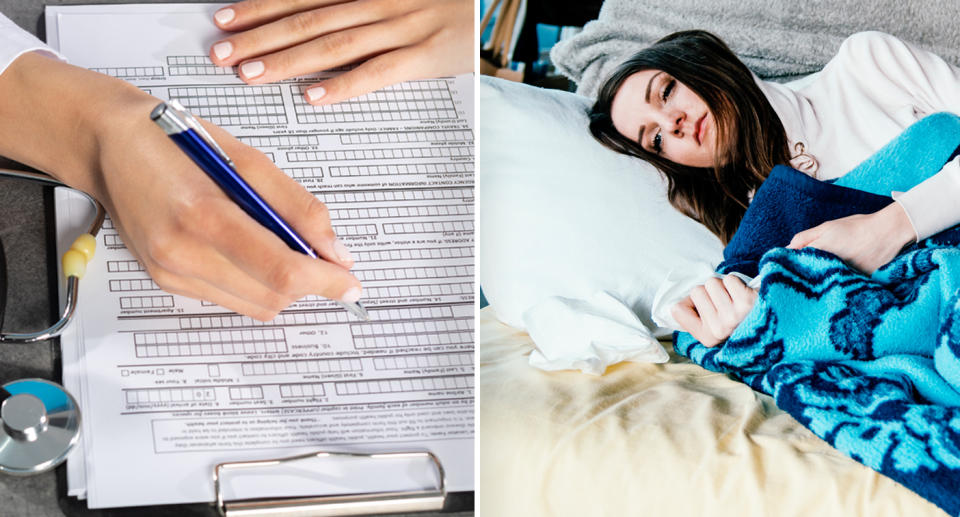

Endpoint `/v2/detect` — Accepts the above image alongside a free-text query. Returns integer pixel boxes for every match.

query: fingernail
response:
[212,41,233,61]
[305,86,326,102]
[214,8,235,25]
[341,287,362,304]
[240,60,265,79]
[333,239,354,264]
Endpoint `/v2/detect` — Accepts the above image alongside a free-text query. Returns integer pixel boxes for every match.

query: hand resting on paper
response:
[209,0,473,105]
[671,275,757,347]
[0,51,360,321]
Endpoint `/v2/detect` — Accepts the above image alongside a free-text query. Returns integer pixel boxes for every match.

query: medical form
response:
[47,3,474,509]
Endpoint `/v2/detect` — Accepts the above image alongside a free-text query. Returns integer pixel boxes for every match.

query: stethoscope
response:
[0,168,105,475]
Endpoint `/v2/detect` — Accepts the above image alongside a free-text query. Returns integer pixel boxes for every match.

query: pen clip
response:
[165,100,236,168]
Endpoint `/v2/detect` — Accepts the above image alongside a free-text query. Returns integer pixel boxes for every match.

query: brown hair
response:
[589,30,791,243]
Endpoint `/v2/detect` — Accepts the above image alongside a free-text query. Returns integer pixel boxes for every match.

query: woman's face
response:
[610,69,721,168]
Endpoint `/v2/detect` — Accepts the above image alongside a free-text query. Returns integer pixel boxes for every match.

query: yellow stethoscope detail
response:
[0,168,105,343]
[62,233,97,279]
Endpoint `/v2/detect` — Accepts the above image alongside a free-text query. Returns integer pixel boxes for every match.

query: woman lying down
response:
[589,30,960,515]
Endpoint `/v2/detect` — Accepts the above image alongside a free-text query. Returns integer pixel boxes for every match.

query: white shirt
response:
[0,13,64,75]
[758,31,960,241]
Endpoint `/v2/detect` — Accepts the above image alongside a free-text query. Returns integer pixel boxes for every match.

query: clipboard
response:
[41,4,476,513]
[41,189,474,517]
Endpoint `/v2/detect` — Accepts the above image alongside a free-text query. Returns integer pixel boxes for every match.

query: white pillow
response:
[477,76,724,336]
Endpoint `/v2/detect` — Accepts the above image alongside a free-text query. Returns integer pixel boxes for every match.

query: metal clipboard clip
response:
[212,449,446,516]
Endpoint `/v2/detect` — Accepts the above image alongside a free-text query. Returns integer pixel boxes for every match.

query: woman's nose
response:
[671,112,686,134]
[661,111,685,135]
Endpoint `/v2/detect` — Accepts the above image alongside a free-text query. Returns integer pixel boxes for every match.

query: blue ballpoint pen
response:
[150,100,369,320]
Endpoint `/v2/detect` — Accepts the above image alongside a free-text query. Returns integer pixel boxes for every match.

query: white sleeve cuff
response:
[892,156,960,241]
[0,14,66,76]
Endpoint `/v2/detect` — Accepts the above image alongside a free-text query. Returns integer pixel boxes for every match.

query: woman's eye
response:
[653,130,663,153]
[662,79,675,102]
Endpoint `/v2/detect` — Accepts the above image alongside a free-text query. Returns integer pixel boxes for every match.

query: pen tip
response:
[339,300,370,320]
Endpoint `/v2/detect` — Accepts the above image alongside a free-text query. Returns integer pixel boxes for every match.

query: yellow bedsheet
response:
[477,307,946,516]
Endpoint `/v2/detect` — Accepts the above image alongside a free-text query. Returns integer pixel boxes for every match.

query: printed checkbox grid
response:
[287,146,472,163]
[317,187,473,205]
[240,134,320,147]
[109,278,160,292]
[167,55,236,76]
[360,282,474,301]
[133,328,286,357]
[331,223,378,237]
[92,66,164,78]
[291,79,458,123]
[282,167,324,179]
[354,265,473,282]
[168,85,286,126]
[382,220,474,234]
[120,295,174,309]
[124,387,215,406]
[330,203,473,221]
[228,386,265,400]
[351,246,474,263]
[372,351,473,370]
[328,162,473,178]
[350,316,474,349]
[278,383,326,398]
[335,374,473,396]
[338,129,474,145]
[107,260,145,273]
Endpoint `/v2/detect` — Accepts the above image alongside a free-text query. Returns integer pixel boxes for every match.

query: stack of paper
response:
[48,3,474,509]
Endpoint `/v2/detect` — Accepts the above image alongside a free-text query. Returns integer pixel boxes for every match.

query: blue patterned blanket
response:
[675,113,960,515]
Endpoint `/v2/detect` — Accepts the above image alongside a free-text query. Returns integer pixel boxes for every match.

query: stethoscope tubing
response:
[0,168,105,343]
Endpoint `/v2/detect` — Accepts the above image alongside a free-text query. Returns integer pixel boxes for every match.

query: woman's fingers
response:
[703,276,732,311]
[233,17,423,87]
[676,275,759,347]
[689,285,723,339]
[167,194,361,304]
[671,297,704,333]
[148,264,287,322]
[722,274,758,314]
[787,224,823,249]
[211,1,397,67]
[210,0,473,104]
[214,0,353,32]
[302,44,432,106]
[145,246,292,321]
[672,296,723,348]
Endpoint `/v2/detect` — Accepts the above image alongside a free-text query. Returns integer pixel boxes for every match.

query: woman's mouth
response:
[695,114,707,146]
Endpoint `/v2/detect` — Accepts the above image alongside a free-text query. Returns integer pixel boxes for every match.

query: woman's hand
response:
[0,52,360,321]
[671,275,757,347]
[787,202,916,275]
[209,0,473,105]
[95,96,361,321]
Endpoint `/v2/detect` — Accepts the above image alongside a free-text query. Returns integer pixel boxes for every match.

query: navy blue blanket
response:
[676,113,960,515]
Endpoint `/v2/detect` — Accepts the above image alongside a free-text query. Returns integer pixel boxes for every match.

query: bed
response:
[476,0,960,515]
[476,308,947,516]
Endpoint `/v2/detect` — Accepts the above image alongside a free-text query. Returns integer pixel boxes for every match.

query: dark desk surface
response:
[0,2,473,515]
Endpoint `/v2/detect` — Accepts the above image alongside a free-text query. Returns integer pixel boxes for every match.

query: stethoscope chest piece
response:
[0,379,81,475]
